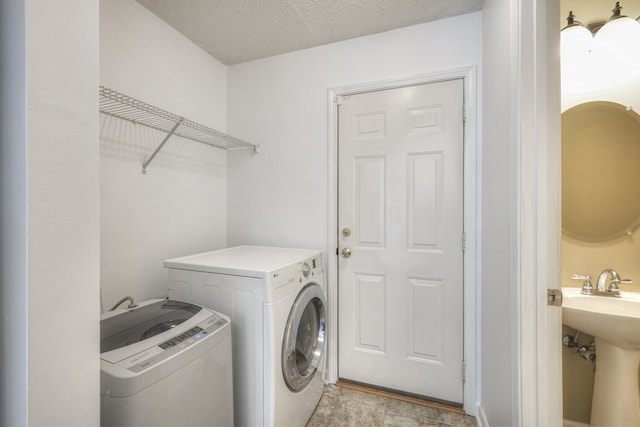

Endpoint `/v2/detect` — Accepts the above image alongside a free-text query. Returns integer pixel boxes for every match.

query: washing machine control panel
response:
[122,313,228,374]
[158,325,204,349]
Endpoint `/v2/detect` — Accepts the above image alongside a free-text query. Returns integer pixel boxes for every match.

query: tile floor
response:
[307,385,477,427]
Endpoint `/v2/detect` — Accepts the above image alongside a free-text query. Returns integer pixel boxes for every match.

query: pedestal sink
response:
[562,287,640,427]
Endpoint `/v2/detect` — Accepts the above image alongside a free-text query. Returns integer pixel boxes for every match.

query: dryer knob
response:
[302,262,311,278]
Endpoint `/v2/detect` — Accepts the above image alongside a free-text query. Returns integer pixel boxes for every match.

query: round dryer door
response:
[282,283,327,392]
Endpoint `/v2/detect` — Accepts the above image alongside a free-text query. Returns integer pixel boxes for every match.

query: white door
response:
[337,79,465,403]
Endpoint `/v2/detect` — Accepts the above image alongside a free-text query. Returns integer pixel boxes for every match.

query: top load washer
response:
[165,246,327,427]
[100,298,233,427]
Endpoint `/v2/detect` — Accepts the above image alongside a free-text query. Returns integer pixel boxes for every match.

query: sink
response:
[563,287,640,351]
[562,287,640,427]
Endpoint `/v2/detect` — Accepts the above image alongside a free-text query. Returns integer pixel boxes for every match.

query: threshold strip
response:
[336,379,465,415]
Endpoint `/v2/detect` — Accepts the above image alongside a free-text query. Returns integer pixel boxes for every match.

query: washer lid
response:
[100,300,201,353]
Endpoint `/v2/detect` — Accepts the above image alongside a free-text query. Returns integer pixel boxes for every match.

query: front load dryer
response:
[165,246,327,427]
[100,298,233,427]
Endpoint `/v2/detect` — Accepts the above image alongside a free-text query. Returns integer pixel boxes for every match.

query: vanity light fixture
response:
[595,2,640,51]
[561,11,592,53]
[561,11,596,93]
[561,2,640,93]
[561,2,640,37]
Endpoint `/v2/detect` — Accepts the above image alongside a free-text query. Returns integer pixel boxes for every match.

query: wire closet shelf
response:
[99,86,259,172]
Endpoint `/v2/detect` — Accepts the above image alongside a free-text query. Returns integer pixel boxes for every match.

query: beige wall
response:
[561,1,640,423]
[563,237,640,291]
[562,325,595,424]
[561,0,640,289]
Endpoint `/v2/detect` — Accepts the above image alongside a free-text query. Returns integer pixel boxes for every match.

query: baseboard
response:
[476,403,490,427]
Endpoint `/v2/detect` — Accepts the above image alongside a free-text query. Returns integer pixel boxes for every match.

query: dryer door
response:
[282,283,327,392]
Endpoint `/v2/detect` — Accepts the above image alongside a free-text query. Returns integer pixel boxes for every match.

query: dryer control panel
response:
[301,256,320,278]
[270,254,324,299]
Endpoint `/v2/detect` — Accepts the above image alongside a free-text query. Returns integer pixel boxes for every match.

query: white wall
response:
[100,0,233,309]
[25,0,100,425]
[227,12,482,416]
[480,0,517,425]
[227,13,482,250]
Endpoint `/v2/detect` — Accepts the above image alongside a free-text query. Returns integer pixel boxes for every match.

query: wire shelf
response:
[99,86,258,172]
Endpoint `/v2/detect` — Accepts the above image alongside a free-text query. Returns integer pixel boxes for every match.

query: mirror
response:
[562,101,640,241]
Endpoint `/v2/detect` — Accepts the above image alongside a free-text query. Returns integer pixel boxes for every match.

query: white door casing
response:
[337,79,465,403]
[516,0,563,425]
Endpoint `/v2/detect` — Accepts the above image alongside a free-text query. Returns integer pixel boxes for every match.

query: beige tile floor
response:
[307,385,477,427]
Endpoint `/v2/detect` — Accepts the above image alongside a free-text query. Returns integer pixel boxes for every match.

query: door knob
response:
[341,248,352,258]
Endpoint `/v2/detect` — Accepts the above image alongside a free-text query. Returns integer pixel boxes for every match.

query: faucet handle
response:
[609,278,632,292]
[571,274,594,295]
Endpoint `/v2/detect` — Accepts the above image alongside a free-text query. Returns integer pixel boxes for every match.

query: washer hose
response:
[109,296,138,311]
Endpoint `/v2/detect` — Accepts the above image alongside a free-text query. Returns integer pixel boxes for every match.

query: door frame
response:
[326,66,479,414]
[515,0,562,425]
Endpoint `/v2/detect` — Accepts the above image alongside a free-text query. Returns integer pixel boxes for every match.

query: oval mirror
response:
[562,101,640,242]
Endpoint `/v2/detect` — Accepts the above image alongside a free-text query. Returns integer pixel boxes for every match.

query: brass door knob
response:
[341,248,352,258]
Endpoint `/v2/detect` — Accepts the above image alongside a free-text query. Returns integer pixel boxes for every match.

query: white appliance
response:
[100,298,234,427]
[165,246,327,427]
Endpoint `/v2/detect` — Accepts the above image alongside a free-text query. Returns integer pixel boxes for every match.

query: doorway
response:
[326,68,479,413]
[337,79,464,403]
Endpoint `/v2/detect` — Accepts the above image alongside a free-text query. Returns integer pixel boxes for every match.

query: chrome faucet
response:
[571,270,632,297]
[596,269,620,292]
[595,269,632,296]
[571,274,594,295]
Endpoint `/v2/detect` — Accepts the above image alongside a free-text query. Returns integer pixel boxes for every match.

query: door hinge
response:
[462,104,466,123]
[462,232,467,252]
[462,360,466,383]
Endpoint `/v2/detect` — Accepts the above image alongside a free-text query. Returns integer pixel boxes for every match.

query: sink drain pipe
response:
[563,333,596,363]
[578,345,596,363]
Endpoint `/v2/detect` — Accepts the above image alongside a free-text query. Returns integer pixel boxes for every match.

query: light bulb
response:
[592,16,640,83]
[561,25,595,93]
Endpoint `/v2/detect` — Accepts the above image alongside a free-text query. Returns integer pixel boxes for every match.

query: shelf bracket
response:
[142,118,184,174]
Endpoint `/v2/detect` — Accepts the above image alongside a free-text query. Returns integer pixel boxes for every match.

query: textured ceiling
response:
[135,0,484,65]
